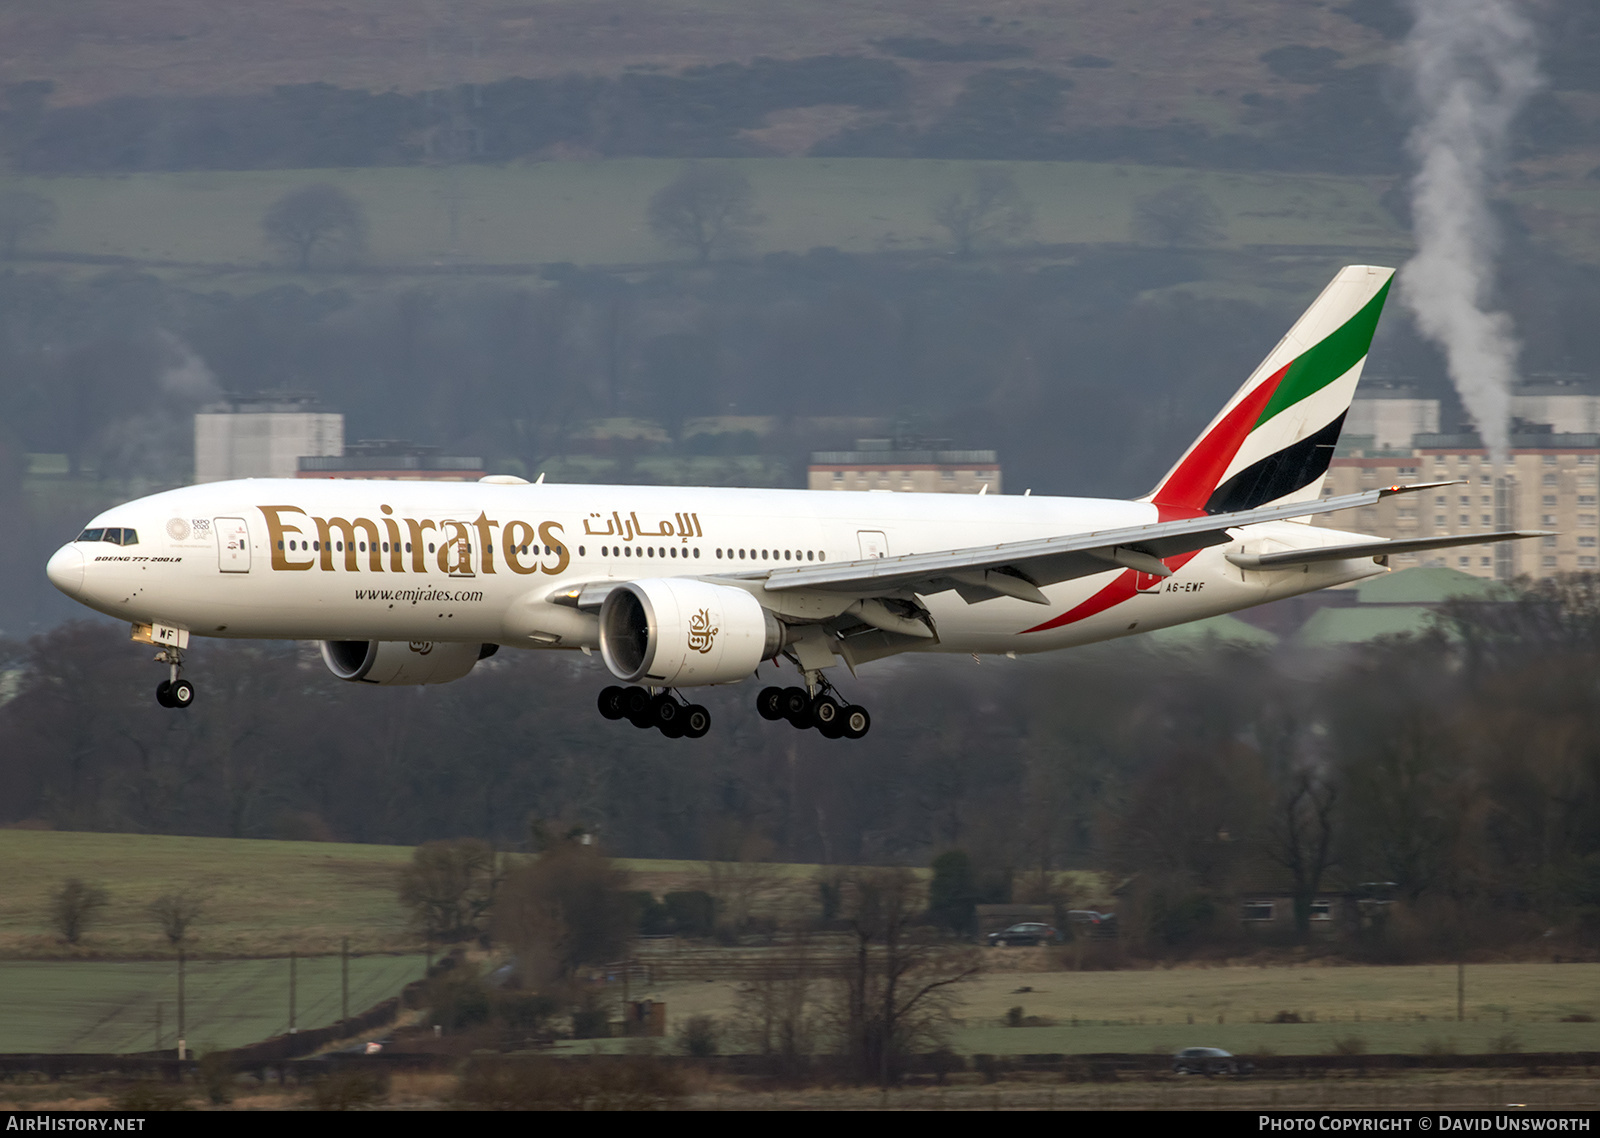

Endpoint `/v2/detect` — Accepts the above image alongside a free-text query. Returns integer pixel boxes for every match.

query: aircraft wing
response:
[1225,529,1551,570]
[760,481,1460,604]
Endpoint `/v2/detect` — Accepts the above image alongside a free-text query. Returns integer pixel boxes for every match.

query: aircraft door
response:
[857,530,889,559]
[216,517,251,573]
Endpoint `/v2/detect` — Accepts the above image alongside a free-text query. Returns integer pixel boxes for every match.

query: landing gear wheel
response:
[597,686,626,720]
[169,679,196,709]
[779,686,811,727]
[155,680,174,708]
[756,687,785,721]
[811,696,845,739]
[651,693,682,731]
[659,716,687,739]
[841,704,870,740]
[620,686,653,727]
[683,705,711,739]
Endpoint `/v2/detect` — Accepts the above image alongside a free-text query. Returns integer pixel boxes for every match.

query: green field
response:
[0,956,425,1054]
[0,830,418,958]
[0,159,1412,277]
[561,963,1600,1057]
[0,829,982,958]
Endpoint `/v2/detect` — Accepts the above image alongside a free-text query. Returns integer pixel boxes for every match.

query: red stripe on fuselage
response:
[1151,360,1290,511]
[1021,550,1201,634]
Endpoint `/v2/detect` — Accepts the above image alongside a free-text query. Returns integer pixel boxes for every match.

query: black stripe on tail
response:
[1203,413,1346,515]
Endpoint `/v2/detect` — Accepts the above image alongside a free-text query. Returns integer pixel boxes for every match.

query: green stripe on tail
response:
[1253,278,1392,429]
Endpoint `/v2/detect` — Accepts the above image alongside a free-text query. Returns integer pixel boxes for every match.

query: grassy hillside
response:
[2,0,1392,134]
[0,830,418,958]
[0,829,1104,959]
[2,160,1410,277]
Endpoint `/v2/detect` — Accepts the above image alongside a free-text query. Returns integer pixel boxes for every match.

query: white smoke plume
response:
[156,330,221,401]
[1399,0,1541,463]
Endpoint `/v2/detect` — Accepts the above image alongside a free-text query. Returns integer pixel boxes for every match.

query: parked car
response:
[986,922,1061,946]
[1172,1047,1253,1076]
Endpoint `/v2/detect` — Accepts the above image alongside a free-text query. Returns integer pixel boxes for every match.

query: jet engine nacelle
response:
[599,578,784,687]
[320,639,495,685]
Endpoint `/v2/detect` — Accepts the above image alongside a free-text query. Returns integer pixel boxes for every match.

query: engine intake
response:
[599,579,784,687]
[319,640,493,685]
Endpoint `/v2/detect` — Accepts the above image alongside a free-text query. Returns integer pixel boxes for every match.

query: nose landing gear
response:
[153,648,195,709]
[598,685,709,739]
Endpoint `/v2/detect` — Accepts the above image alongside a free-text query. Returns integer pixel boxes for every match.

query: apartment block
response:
[808,440,1001,494]
[1315,431,1600,581]
[194,395,343,483]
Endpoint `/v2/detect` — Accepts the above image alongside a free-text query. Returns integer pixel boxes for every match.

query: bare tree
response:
[148,891,206,947]
[0,189,56,259]
[732,967,820,1076]
[647,162,761,263]
[262,183,368,271]
[397,839,498,946]
[51,878,108,945]
[835,868,979,1086]
[1264,769,1339,939]
[493,840,633,986]
[1132,183,1224,246]
[932,169,1033,258]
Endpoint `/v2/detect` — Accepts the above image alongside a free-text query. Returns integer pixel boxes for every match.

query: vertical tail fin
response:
[1147,265,1394,516]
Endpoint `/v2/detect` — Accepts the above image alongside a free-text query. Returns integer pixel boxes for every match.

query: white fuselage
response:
[47,479,1385,664]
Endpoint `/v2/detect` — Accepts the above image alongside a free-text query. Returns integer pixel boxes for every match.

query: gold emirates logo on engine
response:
[687,608,718,654]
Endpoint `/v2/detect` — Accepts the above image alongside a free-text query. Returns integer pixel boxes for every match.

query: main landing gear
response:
[597,686,711,739]
[757,679,870,740]
[153,647,196,710]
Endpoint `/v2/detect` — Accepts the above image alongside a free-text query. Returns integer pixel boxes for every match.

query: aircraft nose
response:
[46,544,85,598]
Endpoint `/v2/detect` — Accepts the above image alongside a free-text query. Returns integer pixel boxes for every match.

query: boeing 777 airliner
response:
[45,266,1541,738]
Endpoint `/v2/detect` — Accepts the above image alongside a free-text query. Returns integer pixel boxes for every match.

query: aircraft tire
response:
[841,705,870,740]
[597,686,626,720]
[155,680,174,708]
[651,693,682,729]
[756,687,785,721]
[779,686,811,726]
[812,696,844,738]
[683,705,711,739]
[621,685,653,726]
[169,679,196,709]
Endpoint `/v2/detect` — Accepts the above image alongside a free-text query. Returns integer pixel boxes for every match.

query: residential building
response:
[809,439,1001,494]
[1316,429,1600,581]
[1344,386,1440,451]
[194,394,343,483]
[1511,375,1600,434]
[296,440,486,481]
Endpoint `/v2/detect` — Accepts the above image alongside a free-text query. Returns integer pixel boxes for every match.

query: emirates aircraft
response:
[46,266,1539,738]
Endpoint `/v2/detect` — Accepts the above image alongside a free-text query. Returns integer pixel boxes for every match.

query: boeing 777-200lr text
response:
[46,266,1543,739]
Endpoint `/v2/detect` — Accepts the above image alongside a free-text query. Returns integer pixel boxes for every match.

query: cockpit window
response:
[75,528,137,546]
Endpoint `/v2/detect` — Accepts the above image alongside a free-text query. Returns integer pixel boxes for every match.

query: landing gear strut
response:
[757,675,869,740]
[598,685,710,739]
[153,648,196,710]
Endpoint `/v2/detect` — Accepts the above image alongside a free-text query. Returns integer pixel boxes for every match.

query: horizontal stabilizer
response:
[1225,530,1552,570]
